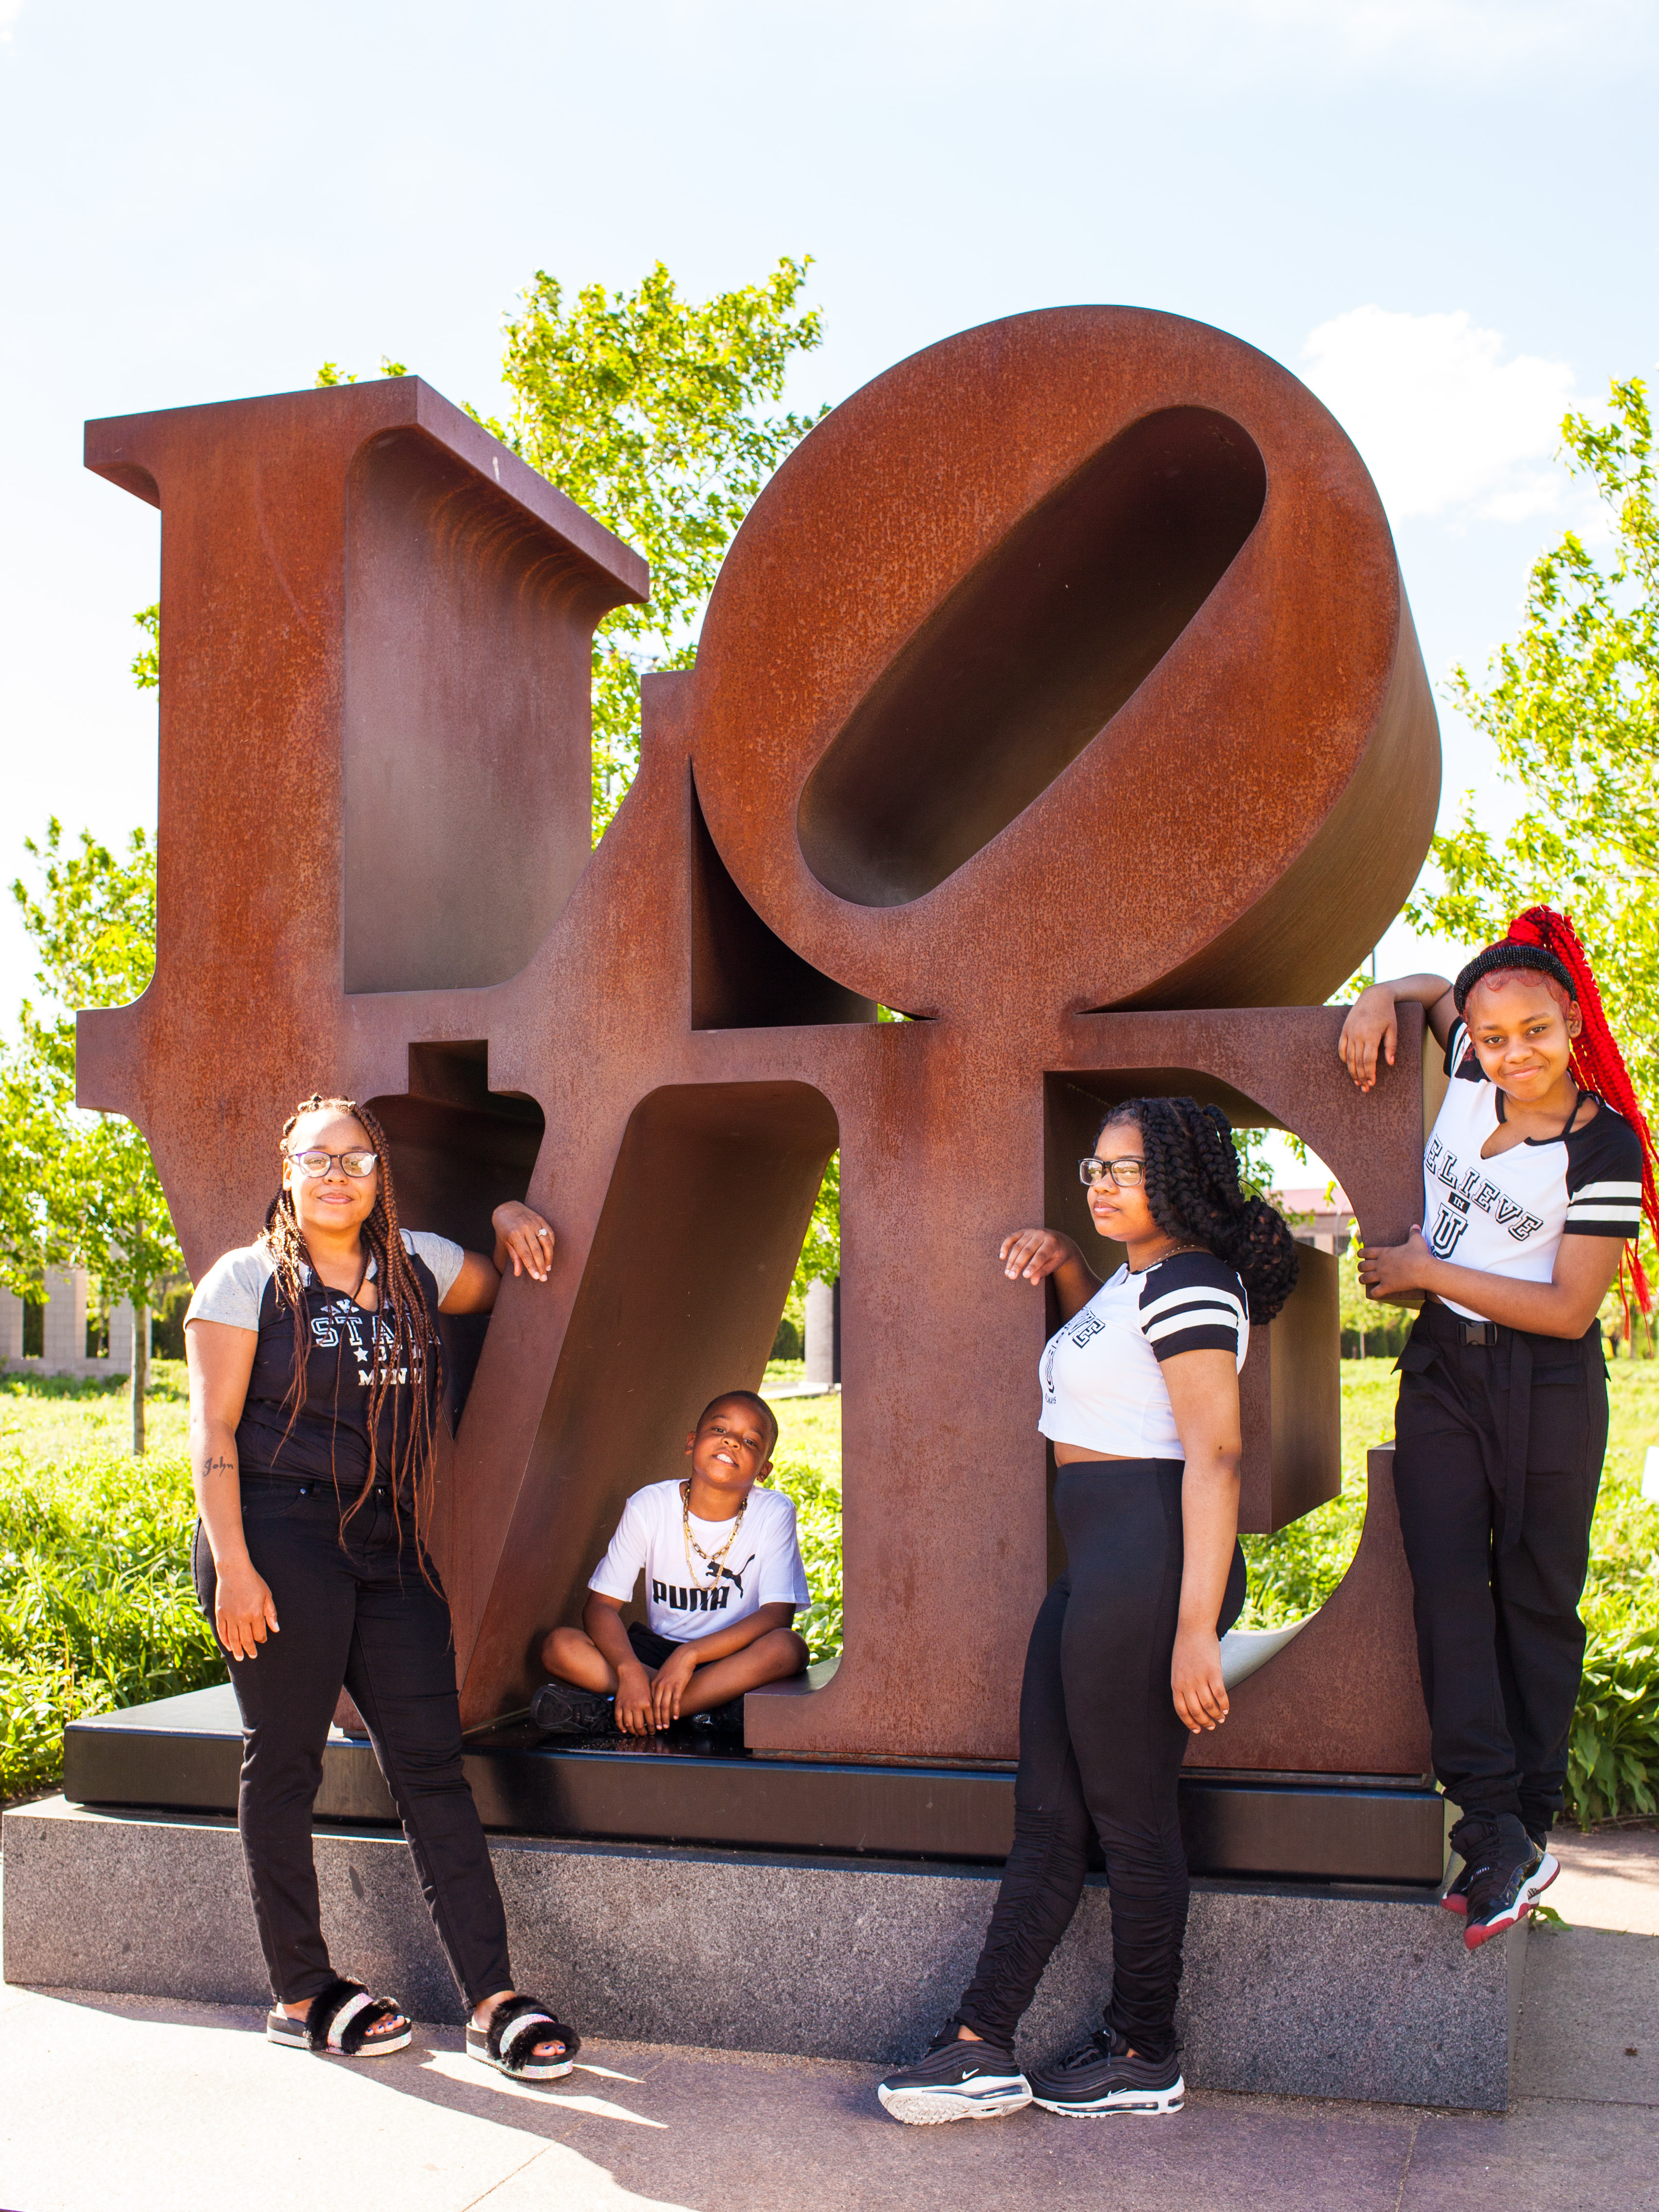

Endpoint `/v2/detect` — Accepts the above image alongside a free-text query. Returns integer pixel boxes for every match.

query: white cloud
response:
[1299,305,1576,523]
[0,0,22,42]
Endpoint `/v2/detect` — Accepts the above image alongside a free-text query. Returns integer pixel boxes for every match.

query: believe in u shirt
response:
[1423,1021,1642,1319]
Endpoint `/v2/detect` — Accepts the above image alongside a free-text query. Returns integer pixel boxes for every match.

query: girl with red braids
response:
[1339,910,1657,1951]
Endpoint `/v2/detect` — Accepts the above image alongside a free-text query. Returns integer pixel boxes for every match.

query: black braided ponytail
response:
[1097,1097,1300,1324]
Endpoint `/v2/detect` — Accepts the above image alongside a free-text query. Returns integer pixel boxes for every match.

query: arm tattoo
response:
[200,1455,237,1481]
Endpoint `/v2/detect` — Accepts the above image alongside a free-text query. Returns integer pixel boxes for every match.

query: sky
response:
[1,0,1655,1123]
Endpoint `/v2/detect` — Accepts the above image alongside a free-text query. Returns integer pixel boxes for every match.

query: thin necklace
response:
[1495,1085,1587,1142]
[1134,1240,1207,1272]
[304,1245,370,1304]
[681,1480,748,1583]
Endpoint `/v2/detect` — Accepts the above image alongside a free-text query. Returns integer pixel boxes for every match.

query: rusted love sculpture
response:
[79,308,1439,1777]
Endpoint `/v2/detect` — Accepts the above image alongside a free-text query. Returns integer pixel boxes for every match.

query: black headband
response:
[1453,942,1577,1014]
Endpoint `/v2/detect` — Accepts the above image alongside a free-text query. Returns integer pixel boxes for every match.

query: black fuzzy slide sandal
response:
[266,1976,413,2057]
[466,1994,579,2081]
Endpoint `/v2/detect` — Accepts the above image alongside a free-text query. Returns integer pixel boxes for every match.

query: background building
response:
[1277,1183,1356,1256]
[0,1268,136,1379]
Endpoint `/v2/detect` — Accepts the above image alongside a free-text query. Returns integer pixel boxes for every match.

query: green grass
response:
[5,1356,1656,1823]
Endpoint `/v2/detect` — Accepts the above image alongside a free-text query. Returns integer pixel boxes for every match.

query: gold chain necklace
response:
[681,1480,748,1583]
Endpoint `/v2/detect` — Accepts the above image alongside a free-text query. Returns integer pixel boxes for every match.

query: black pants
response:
[193,1477,513,2009]
[957,1459,1246,2066]
[1393,1303,1606,1840]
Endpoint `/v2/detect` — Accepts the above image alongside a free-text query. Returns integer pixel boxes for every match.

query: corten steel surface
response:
[78,308,1440,1771]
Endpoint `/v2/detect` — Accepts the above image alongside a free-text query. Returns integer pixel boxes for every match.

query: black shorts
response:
[627,1622,683,1668]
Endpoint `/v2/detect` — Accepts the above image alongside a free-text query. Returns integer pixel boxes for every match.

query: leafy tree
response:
[473,257,827,837]
[131,603,159,691]
[3,821,180,1453]
[1409,376,1658,1309]
[314,357,408,387]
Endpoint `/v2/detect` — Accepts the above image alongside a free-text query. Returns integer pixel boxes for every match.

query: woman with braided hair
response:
[878,1097,1297,2126]
[1339,908,1656,1957]
[185,1094,578,2076]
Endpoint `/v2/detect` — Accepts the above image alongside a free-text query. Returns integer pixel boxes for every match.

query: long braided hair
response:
[1099,1097,1300,1323]
[1454,904,1659,1311]
[262,1094,445,1550]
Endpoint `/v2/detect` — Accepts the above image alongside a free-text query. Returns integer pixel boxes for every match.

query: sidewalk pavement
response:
[1,1831,1655,2212]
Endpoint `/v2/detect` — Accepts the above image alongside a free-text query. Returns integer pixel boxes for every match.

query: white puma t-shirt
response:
[588,1479,810,1642]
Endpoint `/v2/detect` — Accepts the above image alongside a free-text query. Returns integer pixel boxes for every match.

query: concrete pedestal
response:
[3,1796,1523,2110]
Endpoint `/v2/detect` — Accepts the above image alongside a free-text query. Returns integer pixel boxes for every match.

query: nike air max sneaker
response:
[529,1681,615,1738]
[1028,2030,1184,2117]
[876,2028,1032,2125]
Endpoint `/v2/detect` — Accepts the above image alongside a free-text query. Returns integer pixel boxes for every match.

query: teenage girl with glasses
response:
[1339,908,1658,1950]
[876,1097,1298,2124]
[185,1093,577,2075]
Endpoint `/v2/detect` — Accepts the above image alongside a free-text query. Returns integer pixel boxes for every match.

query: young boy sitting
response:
[531,1390,811,1738]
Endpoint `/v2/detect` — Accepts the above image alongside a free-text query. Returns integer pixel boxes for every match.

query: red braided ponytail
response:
[1461,906,1659,1311]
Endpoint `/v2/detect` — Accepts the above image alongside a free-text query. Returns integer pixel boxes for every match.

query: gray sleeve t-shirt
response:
[186,1229,466,1329]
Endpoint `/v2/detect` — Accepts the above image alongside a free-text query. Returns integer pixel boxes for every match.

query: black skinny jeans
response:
[193,1477,513,2009]
[1393,1304,1606,1841]
[958,1459,1245,2066]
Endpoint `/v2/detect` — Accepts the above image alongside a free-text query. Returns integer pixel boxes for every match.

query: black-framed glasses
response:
[284,1147,379,1179]
[1079,1154,1146,1189]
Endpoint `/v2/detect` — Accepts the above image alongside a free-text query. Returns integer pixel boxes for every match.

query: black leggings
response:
[193,1477,514,2009]
[957,1459,1245,2065]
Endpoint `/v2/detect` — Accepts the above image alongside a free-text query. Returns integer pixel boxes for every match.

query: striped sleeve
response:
[1446,1019,1484,1083]
[1137,1253,1246,1361]
[1564,1109,1644,1239]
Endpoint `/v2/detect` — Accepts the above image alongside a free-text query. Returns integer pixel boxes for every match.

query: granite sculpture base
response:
[3,1796,1523,2111]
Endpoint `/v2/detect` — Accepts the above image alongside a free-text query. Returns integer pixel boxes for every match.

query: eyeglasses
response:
[284,1148,379,1179]
[1078,1154,1146,1189]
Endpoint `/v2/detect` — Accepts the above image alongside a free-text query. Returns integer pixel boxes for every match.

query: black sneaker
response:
[529,1681,615,1738]
[1463,1822,1558,1951]
[876,2027,1032,2125]
[1441,1858,1475,1915]
[690,1698,746,1737]
[1443,1822,1551,1915]
[1028,2029,1184,2117]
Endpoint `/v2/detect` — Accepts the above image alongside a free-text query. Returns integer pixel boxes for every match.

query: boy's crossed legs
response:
[540,1608,807,1734]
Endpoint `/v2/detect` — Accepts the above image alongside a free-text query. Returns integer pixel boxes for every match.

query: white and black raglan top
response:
[1424,1020,1644,1321]
[1038,1251,1250,1461]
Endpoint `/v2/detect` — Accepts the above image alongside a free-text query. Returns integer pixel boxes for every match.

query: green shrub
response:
[1566,1624,1659,1823]
[1565,1442,1659,1823]
[1237,1468,1368,1628]
[0,1383,222,1801]
[771,1456,842,1661]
